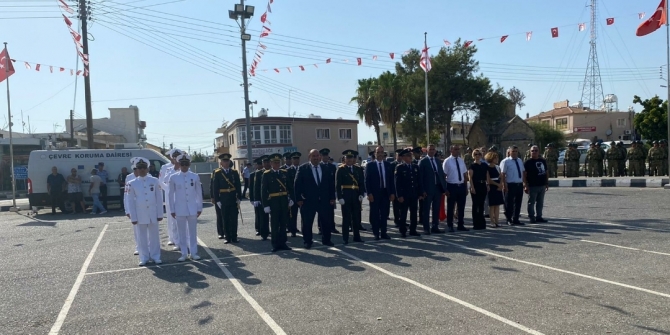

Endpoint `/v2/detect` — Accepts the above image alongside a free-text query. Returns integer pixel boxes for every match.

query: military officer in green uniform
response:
[262,153,294,252]
[585,142,602,177]
[606,141,621,177]
[565,143,581,177]
[543,143,559,178]
[412,146,423,164]
[524,143,533,162]
[336,150,366,244]
[212,153,242,244]
[281,152,292,170]
[286,151,301,237]
[249,158,263,235]
[596,140,606,177]
[253,155,271,240]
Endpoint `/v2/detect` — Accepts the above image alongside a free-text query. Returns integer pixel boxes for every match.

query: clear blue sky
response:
[0,0,666,152]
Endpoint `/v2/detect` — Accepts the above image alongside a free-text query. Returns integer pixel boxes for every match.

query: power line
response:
[92,90,243,102]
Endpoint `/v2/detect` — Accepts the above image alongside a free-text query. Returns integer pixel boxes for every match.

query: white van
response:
[28,148,169,208]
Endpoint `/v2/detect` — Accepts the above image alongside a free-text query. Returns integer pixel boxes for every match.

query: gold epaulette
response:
[214,168,221,172]
[338,164,345,168]
[263,170,272,174]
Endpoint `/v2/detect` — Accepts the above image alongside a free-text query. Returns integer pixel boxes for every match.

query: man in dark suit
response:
[318,148,339,234]
[395,148,423,237]
[390,148,403,227]
[419,144,447,234]
[285,152,301,237]
[295,149,336,248]
[365,146,396,240]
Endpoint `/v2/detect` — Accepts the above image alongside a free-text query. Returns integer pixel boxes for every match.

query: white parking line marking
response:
[548,217,670,233]
[198,237,287,335]
[49,224,109,335]
[428,236,670,299]
[85,259,215,275]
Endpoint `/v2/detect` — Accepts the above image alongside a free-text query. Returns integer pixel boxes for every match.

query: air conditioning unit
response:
[624,130,632,135]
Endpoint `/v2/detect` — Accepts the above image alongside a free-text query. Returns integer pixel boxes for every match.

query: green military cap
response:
[269,153,283,162]
[254,158,263,164]
[343,150,357,158]
[218,153,232,160]
[260,155,270,162]
[412,146,422,153]
[319,148,330,155]
[291,152,302,158]
[282,152,292,159]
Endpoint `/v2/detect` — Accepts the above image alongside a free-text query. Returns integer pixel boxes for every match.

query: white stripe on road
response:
[429,236,670,299]
[548,217,670,233]
[49,224,109,335]
[198,237,287,335]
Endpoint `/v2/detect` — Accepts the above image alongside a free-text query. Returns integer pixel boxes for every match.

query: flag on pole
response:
[636,0,666,36]
[260,12,267,23]
[464,40,473,48]
[419,42,431,73]
[0,48,15,83]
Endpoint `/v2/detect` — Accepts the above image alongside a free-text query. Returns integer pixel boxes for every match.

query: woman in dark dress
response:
[485,152,504,227]
[468,150,489,230]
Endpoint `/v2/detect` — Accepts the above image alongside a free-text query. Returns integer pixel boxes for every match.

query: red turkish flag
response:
[260,12,267,23]
[299,65,305,71]
[606,18,614,25]
[0,48,15,83]
[500,35,508,43]
[35,64,41,71]
[274,68,279,73]
[551,27,559,38]
[357,58,362,65]
[463,40,473,48]
[326,58,331,64]
[637,0,667,36]
[63,14,72,27]
[76,70,82,76]
[260,31,269,38]
[60,67,65,72]
[389,53,394,59]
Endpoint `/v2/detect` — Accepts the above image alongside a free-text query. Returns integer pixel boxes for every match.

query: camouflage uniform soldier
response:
[565,144,581,177]
[463,147,474,167]
[627,141,641,177]
[649,141,663,176]
[617,142,627,177]
[585,143,602,177]
[597,140,606,177]
[524,143,533,162]
[605,142,621,177]
[544,143,559,178]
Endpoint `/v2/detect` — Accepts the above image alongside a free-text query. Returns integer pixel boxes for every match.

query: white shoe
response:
[167,241,175,246]
[191,255,201,260]
[154,260,162,265]
[172,246,180,251]
[133,250,139,255]
[139,261,146,266]
[177,256,186,262]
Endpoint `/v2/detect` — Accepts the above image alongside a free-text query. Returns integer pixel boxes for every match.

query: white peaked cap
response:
[134,157,149,166]
[177,153,191,161]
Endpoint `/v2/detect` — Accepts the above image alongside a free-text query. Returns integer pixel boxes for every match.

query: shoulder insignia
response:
[338,164,345,167]
[264,170,272,174]
[214,168,221,172]
[280,169,287,172]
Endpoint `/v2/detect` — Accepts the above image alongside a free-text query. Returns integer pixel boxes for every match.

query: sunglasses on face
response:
[531,150,538,152]
[137,167,148,170]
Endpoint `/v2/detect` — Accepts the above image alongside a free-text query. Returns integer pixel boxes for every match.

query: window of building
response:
[237,126,246,145]
[263,125,278,144]
[339,128,352,140]
[316,128,330,140]
[229,134,234,145]
[251,126,262,144]
[541,120,550,125]
[617,118,626,127]
[382,132,389,140]
[279,125,292,144]
[556,118,568,130]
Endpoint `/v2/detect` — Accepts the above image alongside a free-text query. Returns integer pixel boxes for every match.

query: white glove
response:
[251,201,257,207]
[289,200,294,207]
[216,202,222,209]
[255,201,261,207]
[236,199,241,205]
[264,206,271,214]
[338,199,345,205]
[358,195,364,202]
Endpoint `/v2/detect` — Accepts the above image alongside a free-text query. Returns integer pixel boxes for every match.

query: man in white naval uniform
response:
[168,153,203,262]
[124,158,140,255]
[127,157,164,266]
[159,148,182,249]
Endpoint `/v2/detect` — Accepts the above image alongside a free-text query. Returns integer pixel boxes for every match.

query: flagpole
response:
[3,42,17,211]
[666,0,670,181]
[424,32,430,146]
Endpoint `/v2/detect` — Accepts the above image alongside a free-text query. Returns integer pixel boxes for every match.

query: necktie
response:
[314,166,320,185]
[455,157,462,182]
[379,162,384,188]
[514,158,522,179]
[431,158,437,172]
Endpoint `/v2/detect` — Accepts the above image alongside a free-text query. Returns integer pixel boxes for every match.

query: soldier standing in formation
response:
[336,150,366,244]
[463,147,474,167]
[286,152,301,237]
[124,159,140,256]
[565,144,581,177]
[212,153,242,244]
[543,143,559,178]
[627,141,643,176]
[126,157,164,267]
[159,149,183,250]
[253,155,271,240]
[394,148,423,238]
[649,141,663,176]
[596,141,606,177]
[168,153,203,261]
[262,153,294,252]
[617,142,627,176]
[585,142,602,177]
[248,158,263,235]
[606,141,621,177]
[390,149,403,228]
[281,152,291,169]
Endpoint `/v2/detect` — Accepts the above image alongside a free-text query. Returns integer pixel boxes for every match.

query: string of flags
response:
[58,0,89,75]
[249,0,274,77]
[8,59,88,76]
[257,12,647,75]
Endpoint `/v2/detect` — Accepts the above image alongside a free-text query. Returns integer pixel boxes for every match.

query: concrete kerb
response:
[547,177,669,188]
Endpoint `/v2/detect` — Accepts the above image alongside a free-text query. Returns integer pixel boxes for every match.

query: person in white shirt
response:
[127,157,164,266]
[442,145,469,232]
[500,145,526,225]
[168,153,203,262]
[89,169,107,214]
[159,148,182,250]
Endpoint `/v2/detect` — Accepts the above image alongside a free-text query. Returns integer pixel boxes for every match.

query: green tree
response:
[191,152,206,163]
[375,71,406,152]
[528,122,565,149]
[633,95,668,141]
[351,78,382,145]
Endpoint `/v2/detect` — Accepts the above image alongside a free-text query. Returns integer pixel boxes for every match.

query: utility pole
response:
[79,0,94,148]
[70,110,74,142]
[288,89,292,117]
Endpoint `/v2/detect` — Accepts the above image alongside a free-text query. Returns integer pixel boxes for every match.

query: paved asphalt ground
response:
[2,188,670,335]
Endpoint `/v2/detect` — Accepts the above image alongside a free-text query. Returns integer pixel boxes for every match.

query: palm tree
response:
[350,78,382,145]
[375,71,406,153]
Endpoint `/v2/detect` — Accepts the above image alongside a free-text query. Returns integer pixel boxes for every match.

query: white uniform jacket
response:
[124,173,138,214]
[158,163,175,191]
[168,171,203,216]
[127,176,164,224]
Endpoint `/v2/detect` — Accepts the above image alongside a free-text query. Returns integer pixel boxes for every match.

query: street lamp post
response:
[229,1,254,165]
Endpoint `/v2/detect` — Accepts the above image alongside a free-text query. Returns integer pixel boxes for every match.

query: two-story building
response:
[215,112,359,165]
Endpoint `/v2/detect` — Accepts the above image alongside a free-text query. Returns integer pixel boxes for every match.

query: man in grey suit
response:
[419,144,447,234]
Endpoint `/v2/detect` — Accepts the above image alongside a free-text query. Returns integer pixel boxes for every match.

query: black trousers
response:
[421,190,442,231]
[446,183,467,227]
[341,194,361,242]
[50,191,64,213]
[318,202,335,233]
[215,202,225,237]
[470,183,488,229]
[269,198,289,249]
[369,189,390,237]
[242,178,249,197]
[399,197,418,234]
[119,187,125,210]
[223,201,239,242]
[100,184,108,209]
[392,198,401,226]
[254,203,261,232]
[505,182,523,222]
[288,203,299,233]
[259,210,270,239]
[301,201,331,245]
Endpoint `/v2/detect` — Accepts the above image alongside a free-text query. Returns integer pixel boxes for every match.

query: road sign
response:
[573,126,596,132]
[13,166,28,179]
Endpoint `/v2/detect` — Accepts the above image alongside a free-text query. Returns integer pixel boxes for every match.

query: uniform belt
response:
[268,192,287,198]
[219,188,236,193]
[341,185,359,189]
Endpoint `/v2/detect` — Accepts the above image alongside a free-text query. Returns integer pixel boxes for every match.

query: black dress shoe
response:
[536,217,548,223]
[332,229,341,234]
[456,226,469,231]
[255,232,260,236]
[304,243,312,249]
[359,226,367,231]
[232,239,240,243]
[323,241,335,247]
[512,221,525,226]
[400,232,407,238]
[262,237,268,241]
[423,230,431,235]
[218,235,224,239]
[290,233,297,238]
[281,245,292,251]
[381,234,391,240]
[353,238,364,243]
[409,231,421,237]
[447,227,455,233]
[431,228,444,234]
[529,217,537,223]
